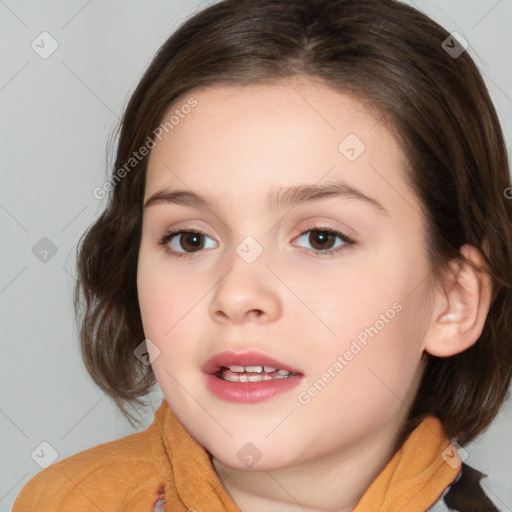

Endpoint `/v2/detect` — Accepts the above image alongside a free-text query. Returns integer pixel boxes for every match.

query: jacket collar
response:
[154,399,461,511]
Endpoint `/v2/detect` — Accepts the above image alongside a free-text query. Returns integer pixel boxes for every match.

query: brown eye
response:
[294,227,354,257]
[159,230,217,256]
[176,232,204,252]
[307,230,336,250]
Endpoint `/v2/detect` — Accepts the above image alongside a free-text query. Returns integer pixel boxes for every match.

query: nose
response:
[208,251,282,325]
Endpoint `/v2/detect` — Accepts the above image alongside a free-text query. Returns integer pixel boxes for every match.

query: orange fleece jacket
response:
[13,399,461,512]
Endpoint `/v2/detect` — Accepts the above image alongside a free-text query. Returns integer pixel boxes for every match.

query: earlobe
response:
[424,244,492,358]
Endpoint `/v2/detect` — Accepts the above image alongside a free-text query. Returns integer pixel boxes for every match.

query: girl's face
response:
[137,77,436,471]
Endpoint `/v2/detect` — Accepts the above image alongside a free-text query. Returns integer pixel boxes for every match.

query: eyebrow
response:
[143,180,388,215]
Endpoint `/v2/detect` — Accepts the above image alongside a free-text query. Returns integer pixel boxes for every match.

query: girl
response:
[14,0,512,510]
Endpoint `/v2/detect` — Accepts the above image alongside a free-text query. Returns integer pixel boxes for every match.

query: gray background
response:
[1,1,511,511]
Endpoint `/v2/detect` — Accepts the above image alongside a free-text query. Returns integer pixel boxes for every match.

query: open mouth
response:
[216,365,296,382]
[203,350,303,402]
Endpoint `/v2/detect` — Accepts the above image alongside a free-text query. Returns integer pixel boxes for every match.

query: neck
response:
[212,416,404,512]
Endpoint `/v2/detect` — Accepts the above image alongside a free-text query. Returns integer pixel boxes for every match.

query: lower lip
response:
[204,373,302,403]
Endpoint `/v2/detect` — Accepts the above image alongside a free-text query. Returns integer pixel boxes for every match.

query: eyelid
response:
[295,222,355,243]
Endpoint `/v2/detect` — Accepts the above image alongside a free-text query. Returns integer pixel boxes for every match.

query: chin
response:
[212,452,290,472]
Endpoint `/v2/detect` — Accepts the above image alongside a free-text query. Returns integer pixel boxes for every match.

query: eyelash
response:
[157,225,356,260]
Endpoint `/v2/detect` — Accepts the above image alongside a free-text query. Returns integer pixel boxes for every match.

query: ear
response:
[424,244,493,357]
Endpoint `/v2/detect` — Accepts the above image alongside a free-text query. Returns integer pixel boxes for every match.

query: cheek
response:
[292,250,419,350]
[297,243,432,401]
[136,248,217,395]
[137,248,203,340]
[293,297,428,452]
[136,253,199,406]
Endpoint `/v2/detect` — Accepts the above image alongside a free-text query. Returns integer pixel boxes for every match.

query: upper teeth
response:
[227,365,291,376]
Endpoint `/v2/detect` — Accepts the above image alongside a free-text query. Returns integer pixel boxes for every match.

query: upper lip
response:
[202,350,303,375]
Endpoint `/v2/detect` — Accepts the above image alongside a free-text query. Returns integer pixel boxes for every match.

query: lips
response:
[202,350,304,403]
[202,350,302,376]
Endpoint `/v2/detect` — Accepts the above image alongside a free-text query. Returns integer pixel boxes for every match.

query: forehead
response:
[144,77,420,220]
[148,78,386,168]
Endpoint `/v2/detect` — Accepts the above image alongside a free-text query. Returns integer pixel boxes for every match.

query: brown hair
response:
[75,0,512,444]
